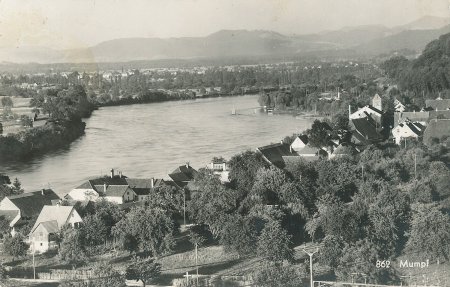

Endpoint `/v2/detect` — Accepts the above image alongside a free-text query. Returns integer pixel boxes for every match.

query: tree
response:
[0,262,6,280]
[188,170,237,237]
[315,158,358,202]
[91,200,123,237]
[406,204,450,260]
[188,228,206,248]
[305,196,364,242]
[126,257,161,287]
[145,184,183,216]
[336,239,393,283]
[331,113,351,143]
[4,234,27,261]
[252,263,303,287]
[368,188,410,257]
[20,115,33,127]
[1,96,13,114]
[228,150,268,198]
[59,228,88,268]
[250,166,288,205]
[317,235,345,270]
[257,220,293,263]
[11,178,24,195]
[91,261,126,287]
[0,215,11,238]
[30,85,93,121]
[220,214,258,256]
[305,120,331,148]
[113,207,176,256]
[81,214,108,246]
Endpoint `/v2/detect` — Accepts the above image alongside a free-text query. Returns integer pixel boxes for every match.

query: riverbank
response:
[96,89,265,108]
[0,119,86,161]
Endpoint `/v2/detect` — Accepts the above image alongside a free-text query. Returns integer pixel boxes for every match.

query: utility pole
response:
[195,242,199,286]
[32,241,36,280]
[304,248,318,287]
[414,152,417,180]
[183,189,186,226]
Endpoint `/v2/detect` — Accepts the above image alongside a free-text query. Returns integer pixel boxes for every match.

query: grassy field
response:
[6,235,448,286]
[392,255,450,286]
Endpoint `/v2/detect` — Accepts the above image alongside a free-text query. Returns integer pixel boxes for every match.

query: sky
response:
[0,0,449,49]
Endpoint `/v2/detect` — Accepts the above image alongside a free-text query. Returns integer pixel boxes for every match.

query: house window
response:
[40,243,43,246]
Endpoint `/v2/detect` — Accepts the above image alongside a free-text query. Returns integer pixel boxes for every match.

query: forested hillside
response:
[382,32,450,95]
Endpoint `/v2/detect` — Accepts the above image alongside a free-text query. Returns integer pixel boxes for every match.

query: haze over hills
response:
[1,15,450,64]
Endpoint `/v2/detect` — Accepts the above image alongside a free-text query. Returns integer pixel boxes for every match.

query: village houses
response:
[29,205,82,253]
[67,169,167,203]
[0,189,60,236]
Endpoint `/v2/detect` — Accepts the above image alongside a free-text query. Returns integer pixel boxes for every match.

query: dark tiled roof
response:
[394,121,425,137]
[295,145,319,155]
[74,181,93,190]
[126,178,164,189]
[104,185,131,197]
[7,189,60,218]
[168,165,198,183]
[89,176,129,186]
[257,143,298,168]
[133,188,151,196]
[351,117,382,142]
[394,112,429,125]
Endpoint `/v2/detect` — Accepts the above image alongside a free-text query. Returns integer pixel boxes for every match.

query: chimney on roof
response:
[280,140,284,144]
[119,171,122,178]
[185,162,190,168]
[41,189,45,195]
[110,168,114,178]
[150,178,154,188]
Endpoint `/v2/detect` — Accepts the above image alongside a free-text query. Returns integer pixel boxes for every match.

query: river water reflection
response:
[0,95,312,196]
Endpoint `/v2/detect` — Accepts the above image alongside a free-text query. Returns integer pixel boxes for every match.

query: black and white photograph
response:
[0,0,450,286]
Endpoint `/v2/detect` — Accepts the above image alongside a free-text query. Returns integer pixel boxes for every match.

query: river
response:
[0,95,313,196]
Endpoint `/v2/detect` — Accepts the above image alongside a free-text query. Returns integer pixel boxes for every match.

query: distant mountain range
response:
[1,16,450,64]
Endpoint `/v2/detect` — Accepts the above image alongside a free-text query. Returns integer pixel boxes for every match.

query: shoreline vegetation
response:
[0,85,95,161]
[0,86,306,162]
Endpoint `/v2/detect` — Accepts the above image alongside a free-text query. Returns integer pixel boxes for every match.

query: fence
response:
[38,269,94,280]
[314,281,442,287]
[173,274,252,287]
[8,267,94,281]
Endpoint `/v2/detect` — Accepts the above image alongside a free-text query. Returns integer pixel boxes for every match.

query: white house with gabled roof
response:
[29,205,82,253]
[392,120,425,145]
